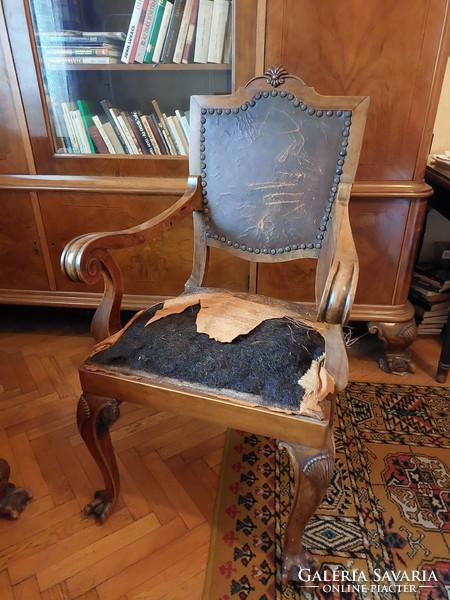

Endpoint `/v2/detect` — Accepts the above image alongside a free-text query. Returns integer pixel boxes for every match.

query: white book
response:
[170,114,189,153]
[117,114,140,153]
[92,115,117,154]
[70,109,91,153]
[175,109,190,143]
[193,0,213,63]
[207,0,229,63]
[135,0,160,63]
[102,121,126,154]
[172,0,194,64]
[60,102,80,153]
[121,0,145,63]
[152,1,174,63]
[166,115,185,155]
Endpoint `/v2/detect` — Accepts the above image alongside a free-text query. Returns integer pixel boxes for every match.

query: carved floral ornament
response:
[264,65,289,87]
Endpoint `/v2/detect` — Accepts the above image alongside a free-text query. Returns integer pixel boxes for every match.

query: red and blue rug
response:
[203,382,450,600]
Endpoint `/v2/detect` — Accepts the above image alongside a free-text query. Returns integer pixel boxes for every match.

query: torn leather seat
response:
[61,66,369,585]
[85,289,334,419]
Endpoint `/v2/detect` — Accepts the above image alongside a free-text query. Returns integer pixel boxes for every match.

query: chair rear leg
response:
[279,427,335,584]
[77,392,121,523]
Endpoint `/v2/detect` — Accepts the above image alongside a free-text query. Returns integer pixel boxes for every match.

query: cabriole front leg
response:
[279,428,335,584]
[77,393,121,523]
[368,319,417,375]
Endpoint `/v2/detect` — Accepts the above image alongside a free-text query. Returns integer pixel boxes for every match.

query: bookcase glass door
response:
[29,0,232,156]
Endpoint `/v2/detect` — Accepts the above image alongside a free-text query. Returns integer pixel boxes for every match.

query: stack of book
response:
[409,262,450,335]
[121,0,232,65]
[37,30,126,65]
[49,98,190,155]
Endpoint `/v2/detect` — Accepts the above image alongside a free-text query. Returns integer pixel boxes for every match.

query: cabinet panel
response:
[39,193,249,297]
[0,192,49,289]
[265,0,449,180]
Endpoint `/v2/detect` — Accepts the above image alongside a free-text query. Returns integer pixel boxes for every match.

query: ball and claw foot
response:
[84,489,115,523]
[282,549,318,585]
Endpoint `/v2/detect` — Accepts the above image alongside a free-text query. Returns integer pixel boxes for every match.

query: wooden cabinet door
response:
[264,0,449,181]
[0,192,49,290]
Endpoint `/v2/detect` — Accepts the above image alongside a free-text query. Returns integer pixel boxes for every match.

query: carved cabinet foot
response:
[368,319,417,375]
[77,393,121,523]
[278,427,335,584]
[0,458,32,519]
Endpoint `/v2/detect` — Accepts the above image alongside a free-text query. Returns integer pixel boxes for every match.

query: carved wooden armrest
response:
[61,176,202,341]
[316,184,359,326]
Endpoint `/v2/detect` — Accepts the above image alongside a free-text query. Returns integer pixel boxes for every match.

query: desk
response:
[425,162,450,382]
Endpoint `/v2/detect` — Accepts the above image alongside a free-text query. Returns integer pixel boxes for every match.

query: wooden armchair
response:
[61,66,369,584]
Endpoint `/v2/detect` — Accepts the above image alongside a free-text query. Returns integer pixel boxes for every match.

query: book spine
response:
[100,100,129,153]
[61,102,80,153]
[92,115,117,153]
[130,111,155,153]
[207,0,230,63]
[122,0,145,63]
[151,100,177,154]
[76,100,97,153]
[161,0,186,63]
[143,0,167,63]
[147,113,170,154]
[88,124,110,153]
[70,109,91,153]
[42,47,121,57]
[152,1,174,63]
[193,0,213,63]
[140,115,162,154]
[172,0,194,64]
[129,0,151,63]
[118,113,141,153]
[45,56,119,64]
[135,0,160,63]
[181,0,199,64]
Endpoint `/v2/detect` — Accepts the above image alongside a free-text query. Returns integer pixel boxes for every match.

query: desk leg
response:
[436,311,450,383]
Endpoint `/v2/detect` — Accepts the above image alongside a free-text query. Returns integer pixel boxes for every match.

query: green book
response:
[76,99,97,153]
[143,0,167,63]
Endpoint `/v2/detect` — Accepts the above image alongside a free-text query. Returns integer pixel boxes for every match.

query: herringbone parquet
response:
[0,305,445,599]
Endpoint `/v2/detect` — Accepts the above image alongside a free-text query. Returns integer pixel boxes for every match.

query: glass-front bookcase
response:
[30,0,232,159]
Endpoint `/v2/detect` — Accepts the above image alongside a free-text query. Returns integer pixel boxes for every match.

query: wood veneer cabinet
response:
[0,0,449,373]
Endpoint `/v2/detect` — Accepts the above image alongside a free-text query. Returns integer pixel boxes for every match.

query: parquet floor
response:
[0,305,447,599]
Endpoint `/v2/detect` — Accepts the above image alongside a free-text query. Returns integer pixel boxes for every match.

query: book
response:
[129,0,150,63]
[38,31,126,41]
[172,0,194,64]
[45,56,120,64]
[92,115,117,153]
[151,99,177,154]
[152,1,174,63]
[222,4,232,63]
[161,0,186,63]
[70,109,92,153]
[77,100,97,153]
[42,46,122,57]
[61,101,81,153]
[207,0,230,63]
[193,0,213,63]
[102,121,125,154]
[129,110,155,154]
[100,99,129,153]
[144,113,169,154]
[135,0,160,63]
[140,114,162,154]
[413,262,450,291]
[118,113,141,153]
[88,124,110,153]
[175,109,190,145]
[122,0,146,63]
[166,114,187,154]
[181,0,199,64]
[143,0,167,63]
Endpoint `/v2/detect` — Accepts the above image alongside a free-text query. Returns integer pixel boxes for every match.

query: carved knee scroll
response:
[0,458,32,519]
[279,429,335,584]
[368,319,417,375]
[77,393,121,523]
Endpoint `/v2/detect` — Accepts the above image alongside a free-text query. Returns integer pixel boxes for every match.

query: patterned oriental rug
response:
[203,382,450,600]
